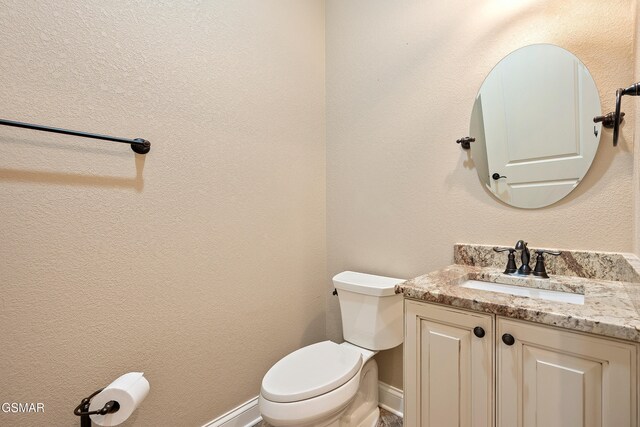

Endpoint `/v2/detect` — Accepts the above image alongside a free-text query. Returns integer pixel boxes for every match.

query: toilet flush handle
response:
[332,289,338,296]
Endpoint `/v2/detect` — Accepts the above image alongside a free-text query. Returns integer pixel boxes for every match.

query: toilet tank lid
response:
[332,271,405,297]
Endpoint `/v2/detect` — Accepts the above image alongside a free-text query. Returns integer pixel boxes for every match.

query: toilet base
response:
[260,358,380,427]
[338,358,379,427]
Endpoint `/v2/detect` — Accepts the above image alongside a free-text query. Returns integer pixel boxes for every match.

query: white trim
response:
[202,396,261,427]
[201,382,402,427]
[378,381,404,417]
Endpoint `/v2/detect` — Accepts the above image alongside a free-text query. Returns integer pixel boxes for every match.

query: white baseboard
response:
[202,396,261,427]
[203,381,403,427]
[378,381,404,417]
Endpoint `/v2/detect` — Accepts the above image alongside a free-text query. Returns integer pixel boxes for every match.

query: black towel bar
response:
[0,118,151,154]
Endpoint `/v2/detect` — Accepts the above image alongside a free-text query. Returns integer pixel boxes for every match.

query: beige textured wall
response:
[635,0,640,256]
[0,1,325,426]
[326,0,637,388]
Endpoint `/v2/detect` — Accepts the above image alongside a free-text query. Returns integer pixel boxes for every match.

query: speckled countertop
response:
[396,244,640,343]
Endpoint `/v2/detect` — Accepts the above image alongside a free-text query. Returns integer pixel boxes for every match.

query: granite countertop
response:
[396,244,640,343]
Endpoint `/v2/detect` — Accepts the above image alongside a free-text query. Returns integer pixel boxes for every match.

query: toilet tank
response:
[333,271,405,351]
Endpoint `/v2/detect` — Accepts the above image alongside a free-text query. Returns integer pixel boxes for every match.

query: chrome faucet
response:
[514,240,531,276]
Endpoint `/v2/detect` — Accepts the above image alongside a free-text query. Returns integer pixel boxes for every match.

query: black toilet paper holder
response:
[73,388,120,427]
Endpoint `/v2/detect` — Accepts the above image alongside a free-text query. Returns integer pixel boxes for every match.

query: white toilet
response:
[259,271,404,427]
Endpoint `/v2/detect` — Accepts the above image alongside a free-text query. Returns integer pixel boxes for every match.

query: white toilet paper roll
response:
[89,372,150,427]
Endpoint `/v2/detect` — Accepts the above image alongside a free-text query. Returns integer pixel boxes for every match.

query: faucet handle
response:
[532,249,562,279]
[493,247,518,274]
[536,249,562,256]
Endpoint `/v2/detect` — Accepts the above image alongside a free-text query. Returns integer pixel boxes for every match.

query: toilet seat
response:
[261,341,362,403]
[259,364,362,427]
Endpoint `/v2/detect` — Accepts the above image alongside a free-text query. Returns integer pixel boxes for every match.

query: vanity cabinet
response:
[404,301,638,427]
[497,317,637,427]
[404,300,494,427]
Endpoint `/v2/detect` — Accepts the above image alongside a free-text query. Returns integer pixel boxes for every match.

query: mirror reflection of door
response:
[471,44,601,209]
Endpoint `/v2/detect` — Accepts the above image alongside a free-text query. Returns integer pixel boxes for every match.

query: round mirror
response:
[470,44,601,209]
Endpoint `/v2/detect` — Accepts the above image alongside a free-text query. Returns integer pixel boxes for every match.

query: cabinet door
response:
[404,301,494,427]
[497,317,637,427]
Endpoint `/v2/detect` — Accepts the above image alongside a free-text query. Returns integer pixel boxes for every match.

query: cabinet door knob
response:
[473,326,485,338]
[502,333,515,346]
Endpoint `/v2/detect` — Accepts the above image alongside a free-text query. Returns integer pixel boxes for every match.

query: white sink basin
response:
[460,279,585,305]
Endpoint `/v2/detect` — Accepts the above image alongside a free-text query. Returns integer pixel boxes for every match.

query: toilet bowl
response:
[259,271,405,427]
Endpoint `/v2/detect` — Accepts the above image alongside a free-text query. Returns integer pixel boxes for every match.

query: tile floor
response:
[253,407,402,426]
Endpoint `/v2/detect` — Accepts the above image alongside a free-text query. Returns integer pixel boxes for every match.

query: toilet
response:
[259,271,404,427]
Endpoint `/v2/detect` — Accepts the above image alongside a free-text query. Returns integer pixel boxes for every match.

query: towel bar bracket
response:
[131,138,151,154]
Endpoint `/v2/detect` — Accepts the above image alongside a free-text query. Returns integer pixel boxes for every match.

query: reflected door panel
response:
[470,44,601,208]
